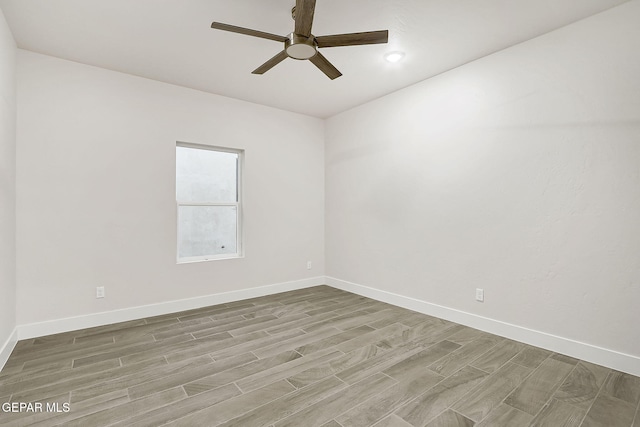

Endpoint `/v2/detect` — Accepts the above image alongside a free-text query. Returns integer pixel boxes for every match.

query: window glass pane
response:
[176,146,237,202]
[178,205,237,258]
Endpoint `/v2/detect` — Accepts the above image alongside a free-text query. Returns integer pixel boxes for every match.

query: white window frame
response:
[176,142,244,263]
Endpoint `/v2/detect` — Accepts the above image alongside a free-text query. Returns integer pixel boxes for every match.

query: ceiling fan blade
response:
[252,50,289,75]
[309,52,342,80]
[316,30,389,48]
[294,0,316,37]
[211,22,287,42]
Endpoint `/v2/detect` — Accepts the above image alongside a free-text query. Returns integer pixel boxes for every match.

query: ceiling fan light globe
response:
[286,43,317,59]
[285,33,317,60]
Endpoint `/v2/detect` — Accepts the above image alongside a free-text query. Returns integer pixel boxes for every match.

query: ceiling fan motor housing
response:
[285,33,317,60]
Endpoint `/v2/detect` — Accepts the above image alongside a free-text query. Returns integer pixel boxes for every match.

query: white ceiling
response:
[0,0,629,118]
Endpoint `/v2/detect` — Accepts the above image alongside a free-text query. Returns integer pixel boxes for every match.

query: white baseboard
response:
[325,276,640,377]
[11,275,639,377]
[17,276,325,340]
[0,327,18,373]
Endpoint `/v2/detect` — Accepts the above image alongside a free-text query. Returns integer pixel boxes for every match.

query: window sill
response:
[177,255,244,264]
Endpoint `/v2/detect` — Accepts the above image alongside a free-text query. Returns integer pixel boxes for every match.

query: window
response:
[176,143,243,262]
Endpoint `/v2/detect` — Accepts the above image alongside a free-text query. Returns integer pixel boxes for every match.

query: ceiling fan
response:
[210,0,389,80]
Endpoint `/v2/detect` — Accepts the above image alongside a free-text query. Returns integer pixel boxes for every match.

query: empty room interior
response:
[1,0,639,426]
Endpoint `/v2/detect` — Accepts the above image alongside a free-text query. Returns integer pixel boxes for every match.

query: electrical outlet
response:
[96,286,105,299]
[476,288,484,302]
[307,261,312,270]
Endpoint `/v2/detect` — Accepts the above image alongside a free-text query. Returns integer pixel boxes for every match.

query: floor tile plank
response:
[70,355,169,403]
[504,356,575,415]
[182,350,301,396]
[469,339,525,374]
[127,352,254,400]
[336,370,444,427]
[140,381,295,427]
[110,384,242,427]
[274,373,397,427]
[453,362,532,422]
[424,409,474,427]
[236,349,344,393]
[396,365,489,426]
[218,376,347,427]
[287,343,389,389]
[581,393,636,427]
[201,329,306,363]
[336,323,409,355]
[553,361,609,409]
[151,381,295,427]
[602,370,640,405]
[189,314,278,339]
[511,345,552,369]
[335,344,425,385]
[429,336,500,377]
[529,398,586,427]
[253,326,346,359]
[382,341,461,383]
[373,414,415,427]
[475,403,533,427]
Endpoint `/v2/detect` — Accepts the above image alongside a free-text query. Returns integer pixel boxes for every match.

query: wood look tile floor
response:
[1,286,639,427]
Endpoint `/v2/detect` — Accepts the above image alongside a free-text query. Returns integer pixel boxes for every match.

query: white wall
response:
[326,1,640,360]
[0,7,17,359]
[16,51,325,325]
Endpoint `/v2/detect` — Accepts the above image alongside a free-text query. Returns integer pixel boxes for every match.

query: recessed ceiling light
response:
[384,51,405,63]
